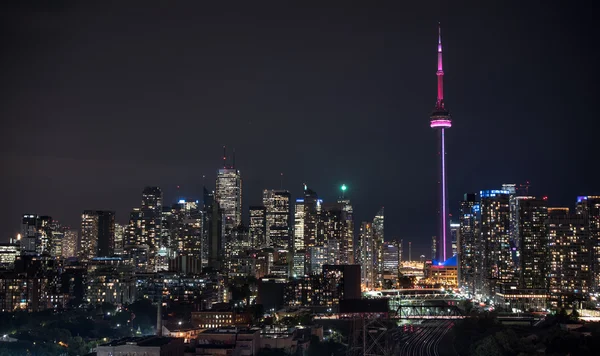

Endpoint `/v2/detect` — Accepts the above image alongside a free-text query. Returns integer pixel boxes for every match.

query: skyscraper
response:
[203,187,222,269]
[114,223,125,256]
[458,193,479,295]
[80,210,115,260]
[263,190,292,250]
[430,24,452,263]
[249,206,266,249]
[479,190,511,297]
[548,208,591,307]
[215,161,242,237]
[62,229,78,258]
[359,221,374,290]
[514,197,549,290]
[373,207,385,289]
[576,196,600,292]
[293,198,305,252]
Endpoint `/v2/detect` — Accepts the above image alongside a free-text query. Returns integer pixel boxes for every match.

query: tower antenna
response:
[232,148,236,169]
[223,146,227,169]
[430,22,452,263]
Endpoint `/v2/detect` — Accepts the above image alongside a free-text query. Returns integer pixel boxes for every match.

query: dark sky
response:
[1,1,598,257]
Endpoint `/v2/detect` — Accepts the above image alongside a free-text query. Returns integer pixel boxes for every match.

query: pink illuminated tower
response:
[430,23,452,263]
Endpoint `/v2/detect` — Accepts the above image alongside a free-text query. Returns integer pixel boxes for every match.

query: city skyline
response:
[1,2,598,257]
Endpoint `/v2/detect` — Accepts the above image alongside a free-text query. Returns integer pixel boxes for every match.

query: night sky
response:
[1,1,598,257]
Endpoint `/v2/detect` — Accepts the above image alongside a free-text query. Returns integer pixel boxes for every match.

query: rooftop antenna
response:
[232,148,236,169]
[280,173,284,190]
[222,146,227,169]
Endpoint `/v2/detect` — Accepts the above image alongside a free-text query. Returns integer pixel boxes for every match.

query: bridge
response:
[364,288,466,319]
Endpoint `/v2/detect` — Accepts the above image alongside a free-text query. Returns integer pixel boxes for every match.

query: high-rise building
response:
[215,166,242,235]
[249,206,266,249]
[548,208,591,307]
[514,197,548,290]
[263,190,291,250]
[429,24,452,263]
[373,207,385,289]
[141,186,163,253]
[293,199,305,252]
[576,196,600,292]
[300,186,322,275]
[336,185,354,264]
[61,229,78,258]
[479,190,511,297]
[359,222,374,290]
[19,215,53,256]
[450,222,459,257]
[458,193,479,295]
[80,210,115,260]
[382,241,400,288]
[114,223,125,256]
[203,187,222,269]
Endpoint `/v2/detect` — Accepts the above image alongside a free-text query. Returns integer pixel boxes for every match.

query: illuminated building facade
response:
[215,168,242,236]
[576,196,600,293]
[514,197,548,290]
[61,229,78,258]
[20,214,52,256]
[263,190,291,250]
[479,190,511,296]
[548,208,591,307]
[113,223,125,256]
[373,208,385,289]
[359,222,375,290]
[382,241,400,288]
[430,24,452,263]
[450,222,459,256]
[293,198,305,251]
[0,243,18,269]
[322,264,361,307]
[458,193,479,294]
[140,186,163,268]
[249,206,266,248]
[80,210,115,261]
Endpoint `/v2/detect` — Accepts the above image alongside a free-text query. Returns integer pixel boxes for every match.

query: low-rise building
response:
[96,336,184,356]
[194,327,261,356]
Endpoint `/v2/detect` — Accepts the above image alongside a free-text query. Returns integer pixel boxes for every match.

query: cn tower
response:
[430,23,452,263]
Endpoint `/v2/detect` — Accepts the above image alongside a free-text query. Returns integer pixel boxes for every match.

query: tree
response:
[473,335,504,356]
[68,336,88,356]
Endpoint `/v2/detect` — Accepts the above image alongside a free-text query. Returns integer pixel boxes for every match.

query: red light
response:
[543,196,548,200]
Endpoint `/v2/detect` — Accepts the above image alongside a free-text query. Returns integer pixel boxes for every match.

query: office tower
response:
[169,199,203,272]
[382,241,400,288]
[322,264,361,306]
[458,193,480,295]
[431,236,437,260]
[203,187,222,269]
[215,158,242,236]
[576,196,600,292]
[450,222,459,256]
[263,190,291,250]
[293,198,305,252]
[249,206,266,248]
[408,241,412,262]
[479,190,511,297]
[359,222,374,290]
[19,215,53,256]
[514,197,548,290]
[114,223,125,256]
[429,24,452,263]
[80,210,115,260]
[141,186,163,257]
[302,186,320,249]
[61,229,78,258]
[548,208,591,307]
[373,207,385,288]
[320,199,354,265]
[336,185,355,264]
[300,186,321,274]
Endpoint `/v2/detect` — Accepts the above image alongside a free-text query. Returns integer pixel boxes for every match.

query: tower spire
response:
[436,22,444,109]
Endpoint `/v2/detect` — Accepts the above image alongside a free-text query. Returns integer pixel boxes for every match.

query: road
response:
[396,320,455,356]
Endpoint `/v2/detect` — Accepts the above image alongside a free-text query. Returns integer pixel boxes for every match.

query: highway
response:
[396,320,454,356]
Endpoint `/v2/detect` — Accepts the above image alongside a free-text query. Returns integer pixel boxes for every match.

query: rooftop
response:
[100,336,177,348]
